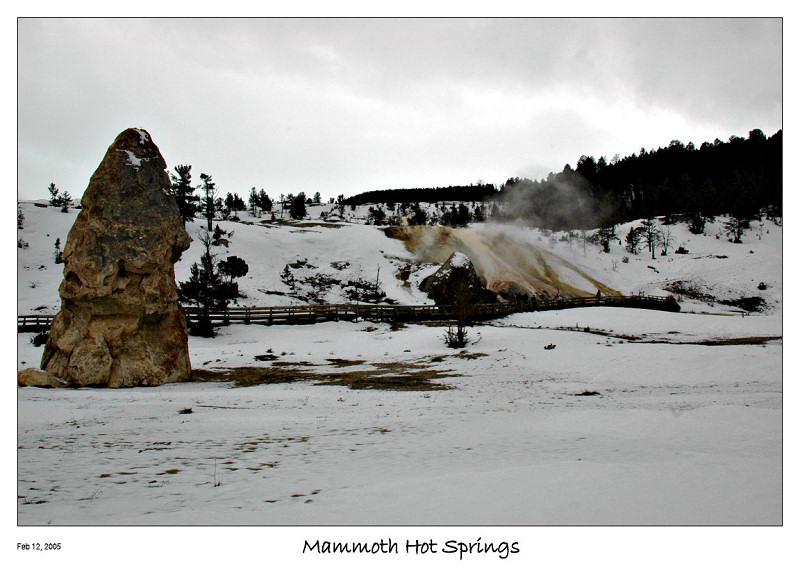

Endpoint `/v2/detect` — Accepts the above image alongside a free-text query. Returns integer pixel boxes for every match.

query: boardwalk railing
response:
[18,314,57,333]
[18,295,679,332]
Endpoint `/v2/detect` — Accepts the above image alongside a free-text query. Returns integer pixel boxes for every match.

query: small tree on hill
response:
[625,226,644,254]
[218,255,249,283]
[200,173,218,231]
[289,192,307,220]
[257,190,272,213]
[660,225,675,256]
[48,183,61,207]
[54,238,64,264]
[724,215,749,243]
[408,204,428,226]
[597,224,616,253]
[248,187,259,216]
[60,191,73,213]
[223,192,246,220]
[170,164,200,225]
[178,227,248,336]
[688,211,707,235]
[639,217,661,259]
[442,277,477,348]
[367,206,387,225]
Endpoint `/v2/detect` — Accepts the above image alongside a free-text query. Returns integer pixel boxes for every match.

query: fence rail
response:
[18,295,679,332]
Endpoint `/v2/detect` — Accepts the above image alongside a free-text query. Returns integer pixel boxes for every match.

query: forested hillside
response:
[343,129,781,231]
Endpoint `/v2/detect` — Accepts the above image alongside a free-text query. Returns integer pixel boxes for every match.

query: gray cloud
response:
[17,18,782,202]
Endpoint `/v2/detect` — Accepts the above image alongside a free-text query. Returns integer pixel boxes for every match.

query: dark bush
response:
[30,331,49,346]
[443,325,469,348]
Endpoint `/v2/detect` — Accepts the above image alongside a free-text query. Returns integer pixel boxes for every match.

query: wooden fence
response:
[18,294,679,332]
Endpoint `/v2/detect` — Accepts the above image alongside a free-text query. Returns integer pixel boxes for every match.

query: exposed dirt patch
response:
[666,280,766,312]
[326,358,368,368]
[718,296,767,312]
[260,220,344,229]
[450,351,489,360]
[574,390,601,396]
[191,366,314,387]
[695,336,781,346]
[254,353,279,361]
[191,358,456,391]
[314,367,455,391]
[494,322,780,346]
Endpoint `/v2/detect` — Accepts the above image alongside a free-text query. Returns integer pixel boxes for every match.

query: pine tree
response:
[597,224,616,253]
[177,228,247,336]
[724,215,749,243]
[60,191,73,213]
[169,165,199,225]
[199,173,218,231]
[625,226,644,254]
[688,211,706,235]
[54,238,64,264]
[639,217,661,259]
[257,190,272,212]
[248,187,259,216]
[289,192,307,220]
[48,183,61,207]
[218,255,249,283]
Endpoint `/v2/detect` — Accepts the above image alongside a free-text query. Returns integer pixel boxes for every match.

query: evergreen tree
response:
[169,164,200,225]
[177,228,247,336]
[48,183,61,207]
[289,192,307,219]
[408,204,428,226]
[60,191,73,213]
[625,226,644,254]
[597,224,616,253]
[248,187,259,216]
[257,189,272,212]
[223,192,246,219]
[200,173,218,231]
[54,238,63,264]
[639,217,661,259]
[724,215,749,243]
[688,211,706,235]
[218,255,249,283]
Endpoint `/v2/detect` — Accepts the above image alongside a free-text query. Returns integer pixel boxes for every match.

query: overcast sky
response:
[17,17,782,202]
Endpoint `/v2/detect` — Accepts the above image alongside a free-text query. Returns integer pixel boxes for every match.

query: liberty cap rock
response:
[40,128,192,387]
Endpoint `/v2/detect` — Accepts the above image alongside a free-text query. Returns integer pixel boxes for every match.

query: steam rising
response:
[495,173,612,230]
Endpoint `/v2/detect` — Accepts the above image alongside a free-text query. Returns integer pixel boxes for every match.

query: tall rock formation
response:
[40,128,192,387]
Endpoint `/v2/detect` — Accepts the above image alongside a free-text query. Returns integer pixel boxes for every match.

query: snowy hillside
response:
[17,200,782,315]
[16,200,782,527]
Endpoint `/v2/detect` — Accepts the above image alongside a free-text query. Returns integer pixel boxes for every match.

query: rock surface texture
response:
[420,252,496,306]
[40,128,192,387]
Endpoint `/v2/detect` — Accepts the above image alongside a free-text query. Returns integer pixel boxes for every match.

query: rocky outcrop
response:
[420,252,496,305]
[40,128,192,387]
[18,368,68,388]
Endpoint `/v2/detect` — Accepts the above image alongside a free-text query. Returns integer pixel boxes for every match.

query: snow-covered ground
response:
[16,201,782,530]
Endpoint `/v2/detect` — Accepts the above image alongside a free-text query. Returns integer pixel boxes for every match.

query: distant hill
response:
[343,183,498,205]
